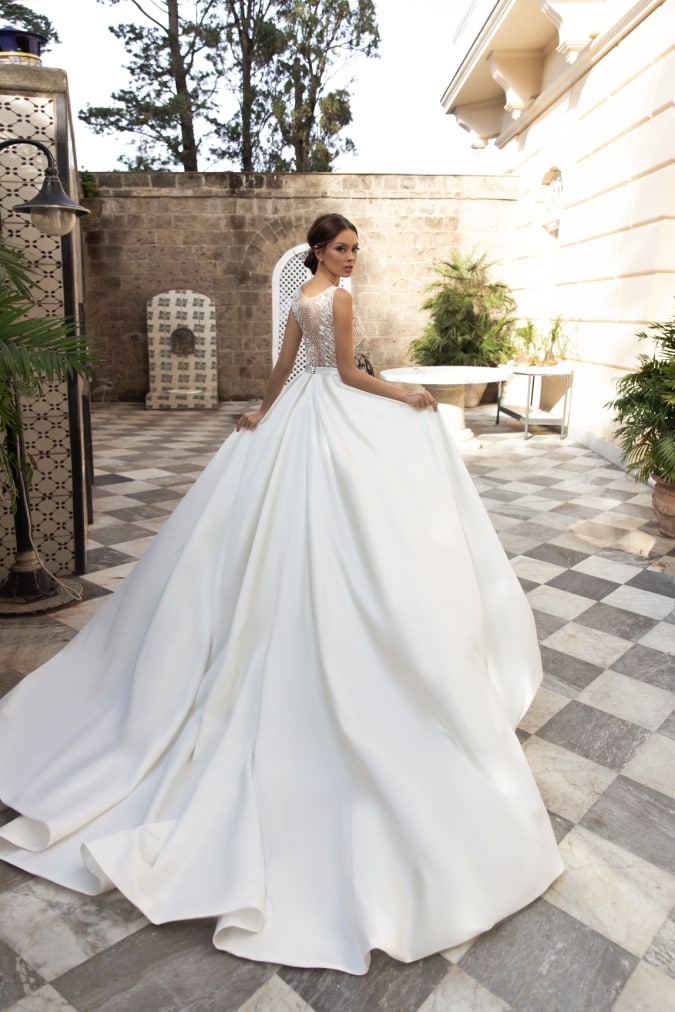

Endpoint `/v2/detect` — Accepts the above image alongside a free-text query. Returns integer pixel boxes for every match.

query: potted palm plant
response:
[1,239,92,601]
[409,251,517,405]
[605,314,675,537]
[512,319,540,364]
[512,315,576,366]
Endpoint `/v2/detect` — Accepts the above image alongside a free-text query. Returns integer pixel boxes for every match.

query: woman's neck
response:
[316,263,340,287]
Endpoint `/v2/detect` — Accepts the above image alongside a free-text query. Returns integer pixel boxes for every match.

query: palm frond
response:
[0,239,95,510]
[0,241,34,299]
[411,249,516,366]
[606,311,675,484]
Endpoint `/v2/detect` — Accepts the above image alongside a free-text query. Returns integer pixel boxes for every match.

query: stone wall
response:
[83,172,519,401]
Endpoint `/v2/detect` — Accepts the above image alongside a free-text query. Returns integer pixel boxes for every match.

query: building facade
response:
[442,0,674,454]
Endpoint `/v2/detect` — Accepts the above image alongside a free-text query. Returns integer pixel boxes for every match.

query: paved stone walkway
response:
[0,401,674,1011]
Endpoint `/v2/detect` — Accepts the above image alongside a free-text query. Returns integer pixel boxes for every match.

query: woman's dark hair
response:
[303,213,358,274]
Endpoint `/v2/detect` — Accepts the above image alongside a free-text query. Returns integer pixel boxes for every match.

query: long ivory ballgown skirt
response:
[0,368,562,974]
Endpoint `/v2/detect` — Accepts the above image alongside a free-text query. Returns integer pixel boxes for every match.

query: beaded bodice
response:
[291,285,363,369]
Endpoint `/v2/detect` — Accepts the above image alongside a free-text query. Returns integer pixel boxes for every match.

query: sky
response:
[23,0,496,174]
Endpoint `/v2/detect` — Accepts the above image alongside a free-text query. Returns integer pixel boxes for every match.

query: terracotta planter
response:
[652,475,675,537]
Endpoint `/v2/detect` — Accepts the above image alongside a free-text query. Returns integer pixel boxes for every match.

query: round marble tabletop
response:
[380,366,513,447]
[380,365,513,386]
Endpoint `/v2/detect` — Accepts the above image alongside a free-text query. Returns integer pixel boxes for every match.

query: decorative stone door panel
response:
[146,289,218,409]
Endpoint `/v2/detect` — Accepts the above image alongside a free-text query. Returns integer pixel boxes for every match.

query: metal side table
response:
[496,364,573,438]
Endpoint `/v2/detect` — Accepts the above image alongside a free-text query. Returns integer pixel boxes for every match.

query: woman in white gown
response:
[0,213,562,974]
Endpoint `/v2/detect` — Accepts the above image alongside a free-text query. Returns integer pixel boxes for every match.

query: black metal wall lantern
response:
[0,137,89,234]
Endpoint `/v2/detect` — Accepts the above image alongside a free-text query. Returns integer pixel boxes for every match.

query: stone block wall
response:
[83,172,519,401]
[488,0,675,448]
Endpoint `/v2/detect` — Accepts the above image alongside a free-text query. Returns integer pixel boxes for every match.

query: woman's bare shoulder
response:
[333,287,352,306]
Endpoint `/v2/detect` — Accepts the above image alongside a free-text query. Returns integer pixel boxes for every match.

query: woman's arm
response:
[237,311,302,430]
[333,289,437,411]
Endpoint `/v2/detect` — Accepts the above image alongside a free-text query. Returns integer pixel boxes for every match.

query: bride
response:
[0,212,562,975]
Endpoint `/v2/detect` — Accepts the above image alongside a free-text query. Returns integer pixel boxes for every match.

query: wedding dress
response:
[0,285,562,974]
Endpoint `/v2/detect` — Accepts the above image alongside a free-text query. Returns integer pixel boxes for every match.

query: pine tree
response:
[0,2,60,45]
[76,0,378,172]
[270,0,379,172]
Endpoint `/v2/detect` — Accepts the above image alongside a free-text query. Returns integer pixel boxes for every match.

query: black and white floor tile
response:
[0,402,673,1011]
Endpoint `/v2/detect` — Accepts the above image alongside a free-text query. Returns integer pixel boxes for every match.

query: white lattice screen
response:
[271,244,351,384]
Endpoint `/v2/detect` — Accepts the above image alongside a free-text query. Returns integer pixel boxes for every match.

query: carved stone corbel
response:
[452,98,505,148]
[540,0,606,63]
[488,51,545,119]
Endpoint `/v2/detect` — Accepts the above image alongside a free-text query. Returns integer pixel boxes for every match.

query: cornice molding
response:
[441,0,520,110]
[442,0,667,148]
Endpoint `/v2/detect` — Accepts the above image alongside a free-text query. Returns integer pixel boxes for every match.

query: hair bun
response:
[303,248,319,274]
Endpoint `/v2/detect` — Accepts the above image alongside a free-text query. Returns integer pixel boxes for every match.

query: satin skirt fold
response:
[0,371,562,974]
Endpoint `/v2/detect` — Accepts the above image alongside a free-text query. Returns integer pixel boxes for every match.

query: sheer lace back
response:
[291,285,364,369]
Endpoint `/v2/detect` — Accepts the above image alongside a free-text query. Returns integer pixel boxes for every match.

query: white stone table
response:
[380,365,513,447]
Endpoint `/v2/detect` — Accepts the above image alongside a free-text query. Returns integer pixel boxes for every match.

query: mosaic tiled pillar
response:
[0,65,88,583]
[146,290,218,409]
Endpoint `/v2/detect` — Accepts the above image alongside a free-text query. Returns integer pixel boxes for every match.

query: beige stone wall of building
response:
[83,172,518,401]
[443,0,674,456]
[504,0,675,450]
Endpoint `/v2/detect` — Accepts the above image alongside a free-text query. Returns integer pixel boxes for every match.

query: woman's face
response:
[318,229,359,279]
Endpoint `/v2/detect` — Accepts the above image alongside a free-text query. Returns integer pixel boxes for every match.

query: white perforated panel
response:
[271,244,351,384]
[272,247,310,382]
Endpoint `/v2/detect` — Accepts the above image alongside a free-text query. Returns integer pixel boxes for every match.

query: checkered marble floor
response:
[0,402,674,1012]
